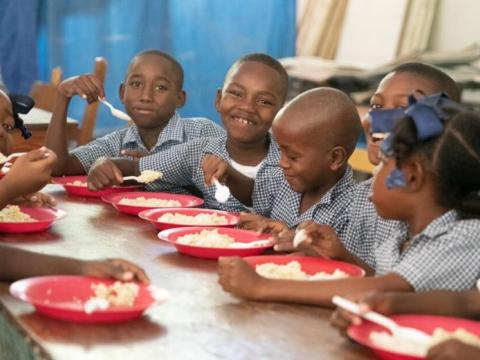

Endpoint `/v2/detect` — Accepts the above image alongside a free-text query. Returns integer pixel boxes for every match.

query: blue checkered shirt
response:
[139,134,280,212]
[253,167,356,239]
[374,210,480,291]
[71,112,223,193]
[341,178,400,267]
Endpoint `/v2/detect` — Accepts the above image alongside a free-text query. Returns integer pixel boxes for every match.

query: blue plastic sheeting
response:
[37,0,296,135]
[0,0,38,94]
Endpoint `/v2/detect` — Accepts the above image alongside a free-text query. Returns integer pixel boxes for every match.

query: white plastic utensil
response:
[332,296,431,344]
[213,178,230,203]
[228,240,272,248]
[0,152,27,164]
[123,170,163,184]
[293,229,309,248]
[99,98,132,121]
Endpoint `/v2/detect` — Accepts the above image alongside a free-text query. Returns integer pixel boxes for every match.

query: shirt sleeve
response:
[251,165,284,216]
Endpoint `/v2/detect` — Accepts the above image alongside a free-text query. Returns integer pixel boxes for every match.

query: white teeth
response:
[234,117,253,126]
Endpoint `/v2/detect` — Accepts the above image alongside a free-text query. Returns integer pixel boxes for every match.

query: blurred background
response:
[0,0,479,139]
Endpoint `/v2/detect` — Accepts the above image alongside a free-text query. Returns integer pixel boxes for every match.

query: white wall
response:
[429,0,480,51]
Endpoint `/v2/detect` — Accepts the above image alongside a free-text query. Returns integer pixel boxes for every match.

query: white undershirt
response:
[230,159,263,179]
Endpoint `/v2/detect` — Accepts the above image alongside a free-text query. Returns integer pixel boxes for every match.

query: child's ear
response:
[401,157,425,192]
[214,88,222,112]
[176,90,186,109]
[329,146,347,171]
[119,83,126,104]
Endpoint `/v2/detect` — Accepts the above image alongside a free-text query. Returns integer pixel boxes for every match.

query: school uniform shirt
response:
[71,112,224,193]
[341,177,400,267]
[138,133,280,212]
[373,210,480,291]
[252,166,356,239]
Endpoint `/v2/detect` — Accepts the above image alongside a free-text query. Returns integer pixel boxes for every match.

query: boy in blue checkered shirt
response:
[85,53,288,211]
[45,49,223,194]
[218,95,480,307]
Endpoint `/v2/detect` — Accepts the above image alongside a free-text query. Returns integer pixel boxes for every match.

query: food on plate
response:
[66,180,87,187]
[158,212,228,225]
[255,260,349,280]
[176,229,235,247]
[84,281,139,314]
[118,197,182,207]
[0,205,37,222]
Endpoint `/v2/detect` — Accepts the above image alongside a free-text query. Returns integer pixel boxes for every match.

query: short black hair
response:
[225,53,289,102]
[393,62,461,101]
[126,49,184,90]
[391,109,480,219]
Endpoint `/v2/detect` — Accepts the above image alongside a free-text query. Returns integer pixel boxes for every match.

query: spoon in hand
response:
[213,178,230,203]
[99,98,132,121]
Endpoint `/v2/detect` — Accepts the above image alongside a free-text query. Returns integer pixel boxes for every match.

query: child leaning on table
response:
[45,49,224,193]
[275,63,463,266]
[218,94,480,307]
[216,87,362,240]
[330,290,480,359]
[87,53,288,212]
[0,89,148,283]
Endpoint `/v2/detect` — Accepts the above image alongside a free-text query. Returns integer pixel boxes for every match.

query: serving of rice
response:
[136,170,163,183]
[255,260,349,281]
[118,197,182,207]
[66,180,87,187]
[0,205,37,222]
[158,212,229,225]
[370,327,480,357]
[84,281,139,314]
[176,229,235,247]
[0,152,7,163]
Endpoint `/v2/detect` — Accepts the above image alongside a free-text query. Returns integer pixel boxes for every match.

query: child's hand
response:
[272,229,296,252]
[202,154,230,186]
[81,258,150,284]
[57,74,105,104]
[238,212,288,234]
[426,339,480,360]
[330,292,397,336]
[12,192,57,207]
[87,157,123,191]
[293,221,348,259]
[1,148,56,199]
[217,256,265,300]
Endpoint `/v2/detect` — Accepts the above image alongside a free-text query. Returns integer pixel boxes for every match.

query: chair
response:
[29,57,108,145]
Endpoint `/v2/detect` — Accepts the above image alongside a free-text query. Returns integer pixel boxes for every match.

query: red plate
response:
[10,276,157,323]
[52,176,142,198]
[159,226,273,259]
[348,314,480,360]
[104,192,204,216]
[138,208,239,230]
[243,255,366,278]
[0,206,67,233]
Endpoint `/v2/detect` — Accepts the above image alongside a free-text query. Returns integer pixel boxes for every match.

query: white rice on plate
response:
[176,229,235,247]
[255,260,349,280]
[0,205,37,222]
[158,212,228,225]
[119,197,182,207]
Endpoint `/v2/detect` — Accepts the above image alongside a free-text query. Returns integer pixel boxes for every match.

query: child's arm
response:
[87,157,136,191]
[202,154,254,206]
[427,340,480,360]
[238,212,289,234]
[0,245,149,283]
[217,257,412,307]
[0,148,56,209]
[45,75,105,176]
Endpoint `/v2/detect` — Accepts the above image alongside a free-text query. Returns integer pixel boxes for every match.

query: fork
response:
[332,296,431,345]
[98,98,132,121]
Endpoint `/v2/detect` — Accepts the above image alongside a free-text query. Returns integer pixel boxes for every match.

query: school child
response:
[223,87,362,240]
[217,94,480,306]
[45,49,224,193]
[330,290,480,359]
[86,53,288,212]
[0,89,148,283]
[274,63,462,265]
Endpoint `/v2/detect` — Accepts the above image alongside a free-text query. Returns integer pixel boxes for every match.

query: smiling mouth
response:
[232,116,255,126]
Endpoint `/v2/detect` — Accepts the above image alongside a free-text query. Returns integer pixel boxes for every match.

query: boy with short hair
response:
[45,49,223,193]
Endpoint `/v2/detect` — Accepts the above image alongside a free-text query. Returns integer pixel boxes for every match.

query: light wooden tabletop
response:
[0,185,373,360]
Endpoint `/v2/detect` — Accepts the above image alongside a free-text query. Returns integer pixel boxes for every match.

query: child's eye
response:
[2,123,14,133]
[226,90,241,97]
[258,99,274,107]
[154,84,168,91]
[370,103,382,110]
[129,80,142,88]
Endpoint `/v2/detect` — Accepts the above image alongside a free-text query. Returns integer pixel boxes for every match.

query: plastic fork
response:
[332,296,431,345]
[213,178,230,203]
[0,152,27,164]
[99,98,132,121]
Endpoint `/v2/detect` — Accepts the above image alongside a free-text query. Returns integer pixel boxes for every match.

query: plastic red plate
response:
[348,314,480,360]
[52,176,142,198]
[10,276,157,323]
[243,255,366,278]
[0,206,67,233]
[138,208,239,230]
[158,226,273,259]
[103,192,204,216]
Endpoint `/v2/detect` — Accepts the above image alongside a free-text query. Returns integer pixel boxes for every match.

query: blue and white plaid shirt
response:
[253,166,356,239]
[139,134,280,212]
[374,210,480,291]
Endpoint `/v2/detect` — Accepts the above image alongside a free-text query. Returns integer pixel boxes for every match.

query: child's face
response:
[120,54,185,129]
[0,91,15,155]
[273,121,332,194]
[365,72,438,165]
[216,61,284,144]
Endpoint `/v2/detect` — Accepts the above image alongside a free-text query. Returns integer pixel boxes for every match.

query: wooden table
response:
[0,185,373,360]
[14,108,78,152]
